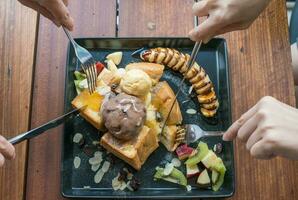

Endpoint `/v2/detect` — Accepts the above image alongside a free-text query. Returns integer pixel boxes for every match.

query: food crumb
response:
[186,185,192,191]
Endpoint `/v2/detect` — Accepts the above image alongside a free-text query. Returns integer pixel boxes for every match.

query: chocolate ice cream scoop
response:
[102,93,146,140]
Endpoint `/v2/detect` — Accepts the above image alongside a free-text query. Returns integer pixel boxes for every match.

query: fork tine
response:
[82,64,92,94]
[90,62,97,92]
[86,65,94,94]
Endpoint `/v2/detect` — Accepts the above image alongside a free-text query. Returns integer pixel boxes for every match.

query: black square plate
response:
[62,38,235,199]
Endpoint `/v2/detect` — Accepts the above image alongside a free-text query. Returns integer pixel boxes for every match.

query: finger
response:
[41,0,74,30]
[18,0,55,22]
[223,103,259,141]
[0,154,4,167]
[62,0,68,6]
[0,136,15,160]
[245,127,263,151]
[189,16,222,42]
[250,140,275,160]
[237,113,259,142]
[192,1,210,17]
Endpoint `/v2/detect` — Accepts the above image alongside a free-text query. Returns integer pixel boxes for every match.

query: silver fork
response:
[63,27,97,93]
[177,124,224,144]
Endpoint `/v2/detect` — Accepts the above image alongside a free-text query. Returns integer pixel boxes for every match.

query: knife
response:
[8,105,87,145]
[161,40,202,133]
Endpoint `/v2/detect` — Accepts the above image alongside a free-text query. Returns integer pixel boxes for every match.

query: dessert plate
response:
[62,38,235,198]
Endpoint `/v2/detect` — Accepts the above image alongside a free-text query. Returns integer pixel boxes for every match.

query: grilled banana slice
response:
[139,47,219,117]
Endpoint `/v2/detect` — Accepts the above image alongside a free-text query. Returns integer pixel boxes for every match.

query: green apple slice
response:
[154,166,187,187]
[201,150,218,169]
[185,142,209,166]
[211,170,219,184]
[197,169,211,188]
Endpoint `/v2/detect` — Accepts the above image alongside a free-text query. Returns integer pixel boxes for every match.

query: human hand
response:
[223,96,298,160]
[189,0,271,43]
[0,135,15,167]
[18,0,74,31]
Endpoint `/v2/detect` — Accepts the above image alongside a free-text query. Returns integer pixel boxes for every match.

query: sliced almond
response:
[94,169,105,183]
[73,156,81,169]
[91,163,101,172]
[101,161,110,173]
[171,158,181,167]
[119,181,127,191]
[94,151,103,158]
[112,174,122,190]
[163,163,174,176]
[186,108,197,115]
[73,133,83,143]
[89,155,103,165]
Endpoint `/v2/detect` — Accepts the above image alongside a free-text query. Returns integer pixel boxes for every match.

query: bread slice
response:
[160,125,180,152]
[97,68,121,86]
[71,90,105,130]
[151,81,183,125]
[125,62,165,85]
[100,126,159,170]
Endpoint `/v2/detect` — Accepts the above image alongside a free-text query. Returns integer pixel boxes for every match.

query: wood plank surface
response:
[0,1,37,199]
[119,0,298,200]
[226,0,298,199]
[25,1,116,199]
[118,0,194,37]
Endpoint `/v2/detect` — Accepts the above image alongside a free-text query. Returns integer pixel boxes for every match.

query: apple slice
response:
[211,170,219,184]
[197,169,211,188]
[106,51,123,65]
[154,166,187,187]
[176,144,194,160]
[105,59,118,72]
[185,142,209,166]
[201,150,218,169]
[186,164,200,178]
[211,157,226,191]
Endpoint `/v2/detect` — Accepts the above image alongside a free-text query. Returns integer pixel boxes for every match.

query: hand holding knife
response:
[8,105,86,145]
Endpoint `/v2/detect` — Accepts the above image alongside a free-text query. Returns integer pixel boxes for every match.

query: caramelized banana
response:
[137,47,219,117]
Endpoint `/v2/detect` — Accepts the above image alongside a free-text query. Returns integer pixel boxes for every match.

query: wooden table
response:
[0,0,297,199]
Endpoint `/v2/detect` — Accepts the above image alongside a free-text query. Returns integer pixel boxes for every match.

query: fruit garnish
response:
[171,158,181,167]
[163,163,174,176]
[197,169,211,188]
[201,150,218,169]
[185,142,209,165]
[74,71,86,80]
[211,170,219,184]
[154,166,187,187]
[211,157,226,191]
[96,62,105,75]
[106,51,123,65]
[186,164,200,178]
[105,59,118,72]
[176,144,194,160]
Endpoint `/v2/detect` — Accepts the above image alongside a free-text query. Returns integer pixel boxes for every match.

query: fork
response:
[176,124,224,145]
[63,27,97,93]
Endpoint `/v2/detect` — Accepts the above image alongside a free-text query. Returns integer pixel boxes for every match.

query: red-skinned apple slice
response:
[186,164,200,178]
[176,144,194,160]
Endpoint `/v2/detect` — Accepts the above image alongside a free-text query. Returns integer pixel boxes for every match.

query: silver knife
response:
[8,105,87,145]
[161,40,202,133]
